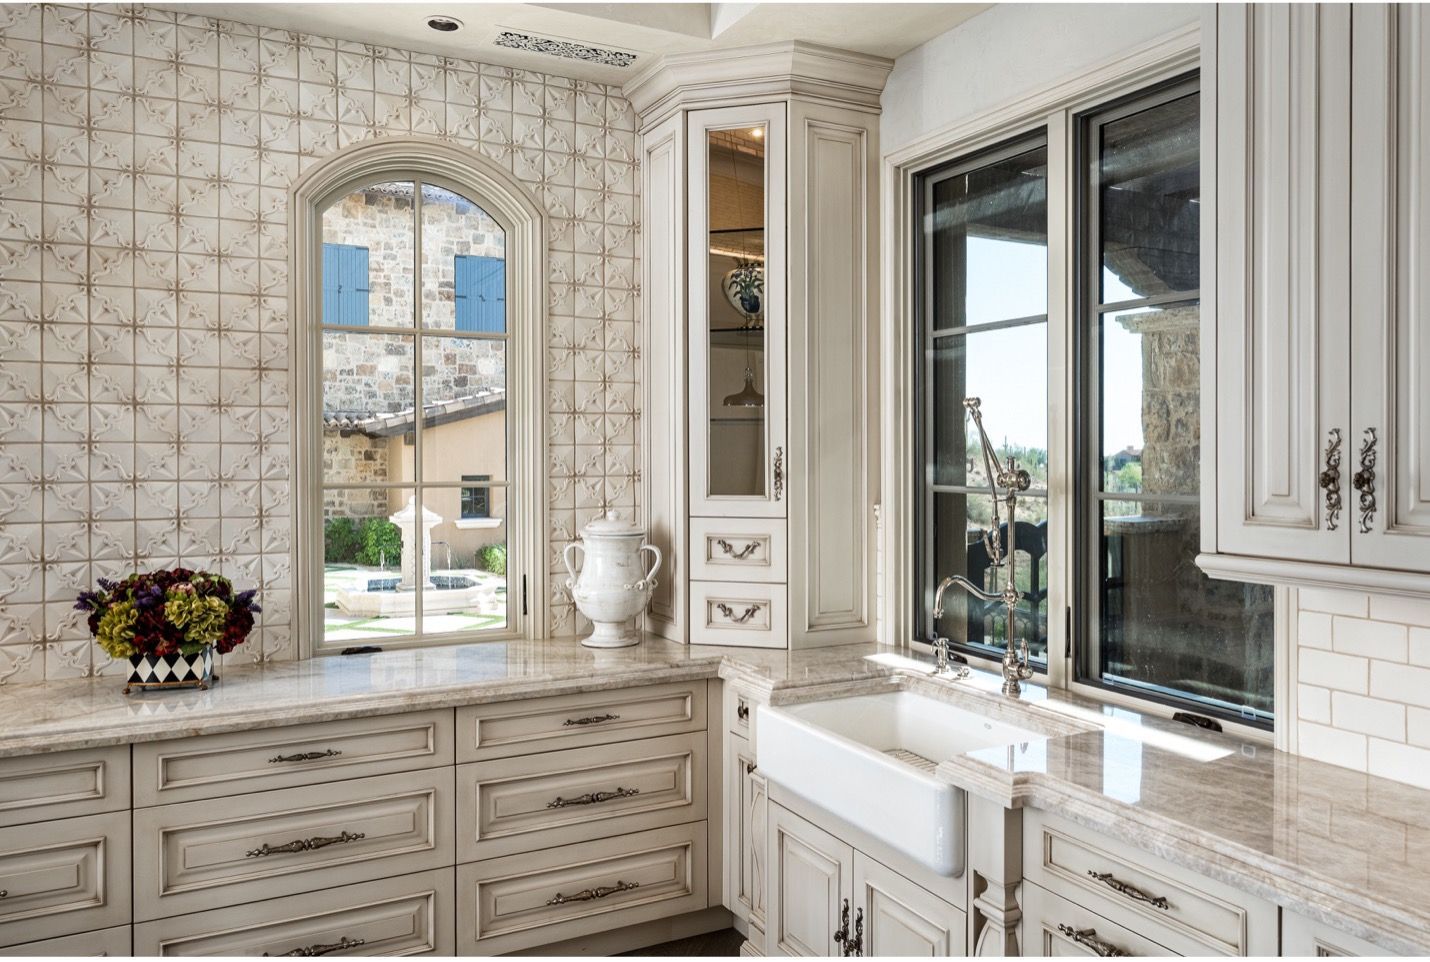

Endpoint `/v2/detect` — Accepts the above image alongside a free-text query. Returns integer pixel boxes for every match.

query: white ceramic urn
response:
[563,511,663,648]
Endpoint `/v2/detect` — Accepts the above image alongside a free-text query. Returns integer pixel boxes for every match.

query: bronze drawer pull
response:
[736,702,749,722]
[1087,870,1169,909]
[0,890,6,898]
[833,899,850,953]
[265,936,366,957]
[562,713,620,727]
[1057,924,1128,957]
[268,748,342,764]
[547,787,639,809]
[716,538,761,560]
[716,602,762,624]
[545,879,639,906]
[246,831,366,858]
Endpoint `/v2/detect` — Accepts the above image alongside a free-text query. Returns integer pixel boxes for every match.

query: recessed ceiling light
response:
[427,16,462,32]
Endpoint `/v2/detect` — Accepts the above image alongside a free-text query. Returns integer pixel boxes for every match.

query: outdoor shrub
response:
[477,542,508,577]
[324,517,362,563]
[356,518,402,568]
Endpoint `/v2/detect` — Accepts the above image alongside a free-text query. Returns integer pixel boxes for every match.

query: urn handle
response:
[562,541,584,591]
[627,543,663,591]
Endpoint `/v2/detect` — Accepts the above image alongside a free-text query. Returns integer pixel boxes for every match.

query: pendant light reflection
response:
[723,365,765,408]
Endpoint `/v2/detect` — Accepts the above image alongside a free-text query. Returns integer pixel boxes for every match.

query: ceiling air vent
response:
[494,30,638,68]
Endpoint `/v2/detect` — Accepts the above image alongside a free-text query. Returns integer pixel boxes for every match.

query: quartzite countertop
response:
[1,638,1426,953]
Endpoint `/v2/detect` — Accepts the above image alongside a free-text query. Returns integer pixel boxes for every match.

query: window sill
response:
[455,517,502,530]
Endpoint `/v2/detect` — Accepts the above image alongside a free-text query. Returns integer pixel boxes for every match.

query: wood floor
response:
[620,927,747,957]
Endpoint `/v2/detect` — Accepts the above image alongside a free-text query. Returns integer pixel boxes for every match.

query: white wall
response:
[880,3,1199,155]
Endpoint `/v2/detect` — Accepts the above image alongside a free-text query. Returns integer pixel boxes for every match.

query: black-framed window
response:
[913,132,1051,666]
[461,475,491,519]
[1074,76,1274,727]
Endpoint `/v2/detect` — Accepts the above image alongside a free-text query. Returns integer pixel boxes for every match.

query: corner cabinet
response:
[634,44,889,647]
[1201,4,1430,595]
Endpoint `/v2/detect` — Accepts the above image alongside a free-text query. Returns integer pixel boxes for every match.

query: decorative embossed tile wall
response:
[0,3,640,682]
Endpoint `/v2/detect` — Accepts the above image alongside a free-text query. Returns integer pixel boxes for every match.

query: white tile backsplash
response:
[1296,588,1430,788]
[0,3,640,680]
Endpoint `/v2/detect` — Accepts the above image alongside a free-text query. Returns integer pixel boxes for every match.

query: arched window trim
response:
[290,137,549,655]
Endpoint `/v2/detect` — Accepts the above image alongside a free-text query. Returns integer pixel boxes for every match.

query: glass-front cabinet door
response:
[688,104,787,518]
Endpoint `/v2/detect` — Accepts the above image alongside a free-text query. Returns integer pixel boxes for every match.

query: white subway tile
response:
[1297,684,1331,724]
[1330,691,1405,742]
[1369,660,1430,710]
[1298,648,1369,694]
[1299,587,1370,618]
[1410,627,1430,668]
[1368,593,1430,628]
[1331,616,1408,662]
[1297,611,1333,650]
[1408,707,1430,749]
[1298,722,1367,771]
[1368,739,1430,791]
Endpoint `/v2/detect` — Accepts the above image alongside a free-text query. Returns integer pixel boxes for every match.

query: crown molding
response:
[624,40,893,129]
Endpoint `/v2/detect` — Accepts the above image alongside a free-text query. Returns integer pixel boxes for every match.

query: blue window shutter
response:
[454,254,476,331]
[323,243,370,327]
[455,254,506,333]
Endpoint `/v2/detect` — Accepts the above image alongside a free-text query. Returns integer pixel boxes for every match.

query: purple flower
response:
[74,590,103,611]
[235,589,261,613]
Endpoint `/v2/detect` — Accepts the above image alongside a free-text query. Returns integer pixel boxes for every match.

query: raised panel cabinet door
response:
[1210,3,1352,563]
[0,746,129,828]
[132,768,454,921]
[688,102,788,521]
[1349,4,1430,573]
[133,868,455,956]
[724,732,767,935]
[766,802,853,957]
[0,925,131,956]
[853,852,964,957]
[0,811,130,947]
[1281,909,1400,957]
[1020,881,1175,958]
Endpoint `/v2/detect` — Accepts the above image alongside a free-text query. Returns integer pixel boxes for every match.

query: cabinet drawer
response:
[457,821,707,955]
[457,682,706,762]
[133,768,454,921]
[690,581,788,648]
[0,811,130,947]
[690,518,787,582]
[1022,880,1174,957]
[0,747,129,827]
[133,710,453,806]
[457,732,705,861]
[1282,909,1400,957]
[0,925,130,956]
[133,868,454,956]
[1024,809,1276,956]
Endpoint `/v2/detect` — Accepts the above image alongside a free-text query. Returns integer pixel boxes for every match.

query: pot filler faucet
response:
[932,397,1035,697]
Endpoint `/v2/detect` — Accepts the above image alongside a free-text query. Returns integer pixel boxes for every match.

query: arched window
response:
[292,140,546,653]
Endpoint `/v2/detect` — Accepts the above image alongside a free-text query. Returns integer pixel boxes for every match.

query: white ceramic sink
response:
[757,689,1047,876]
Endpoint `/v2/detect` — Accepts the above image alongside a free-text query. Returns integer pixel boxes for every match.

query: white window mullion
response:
[1044,108,1075,693]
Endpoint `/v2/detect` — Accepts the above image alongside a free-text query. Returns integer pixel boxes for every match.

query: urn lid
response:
[582,510,646,538]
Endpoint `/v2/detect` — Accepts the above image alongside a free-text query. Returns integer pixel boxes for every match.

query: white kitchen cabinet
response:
[635,45,889,647]
[854,852,963,957]
[1282,910,1401,957]
[725,732,767,950]
[1201,3,1430,592]
[765,801,965,958]
[767,802,854,957]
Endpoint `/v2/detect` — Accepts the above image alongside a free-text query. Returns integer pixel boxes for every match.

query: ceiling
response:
[162,2,989,85]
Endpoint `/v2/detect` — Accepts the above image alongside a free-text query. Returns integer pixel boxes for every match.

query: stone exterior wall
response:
[322,433,389,519]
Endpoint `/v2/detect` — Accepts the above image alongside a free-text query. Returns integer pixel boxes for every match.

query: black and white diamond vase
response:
[124,645,215,694]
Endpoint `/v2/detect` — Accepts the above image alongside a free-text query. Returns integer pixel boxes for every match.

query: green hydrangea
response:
[95,601,140,659]
[164,592,230,650]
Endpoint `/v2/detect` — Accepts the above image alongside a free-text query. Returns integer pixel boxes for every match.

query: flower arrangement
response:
[75,568,261,660]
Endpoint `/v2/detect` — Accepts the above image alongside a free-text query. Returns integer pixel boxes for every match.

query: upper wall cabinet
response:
[1201,4,1430,595]
[631,44,891,647]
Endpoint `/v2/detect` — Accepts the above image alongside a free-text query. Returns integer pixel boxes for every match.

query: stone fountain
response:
[334,496,498,617]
